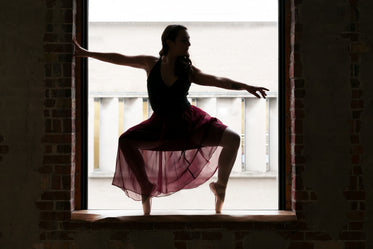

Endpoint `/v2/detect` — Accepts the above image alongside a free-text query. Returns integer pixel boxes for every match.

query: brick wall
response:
[1,0,373,248]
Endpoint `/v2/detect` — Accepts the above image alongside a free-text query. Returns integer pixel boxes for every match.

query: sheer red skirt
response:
[112,105,227,201]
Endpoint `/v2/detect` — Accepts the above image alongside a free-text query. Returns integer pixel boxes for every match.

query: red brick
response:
[40,174,51,190]
[234,241,243,249]
[354,120,361,133]
[352,89,362,98]
[174,231,200,240]
[39,221,58,230]
[56,201,71,210]
[294,145,304,155]
[35,201,54,210]
[59,53,73,62]
[349,222,364,230]
[295,191,309,200]
[350,135,359,144]
[345,241,365,249]
[39,232,47,241]
[351,201,358,210]
[340,231,365,240]
[55,211,71,220]
[295,109,304,119]
[45,64,52,77]
[351,155,360,164]
[351,145,363,154]
[295,202,303,211]
[350,53,360,62]
[310,192,317,200]
[41,191,71,200]
[54,165,71,174]
[346,211,364,220]
[64,11,73,23]
[52,109,71,118]
[61,0,73,8]
[201,231,222,240]
[352,166,362,175]
[52,175,62,189]
[295,178,304,190]
[40,211,56,220]
[0,145,9,154]
[294,79,304,88]
[294,155,305,164]
[60,24,72,33]
[293,62,303,78]
[341,32,359,40]
[42,134,72,143]
[352,110,361,119]
[51,89,71,98]
[358,176,364,190]
[43,33,59,42]
[294,165,304,176]
[294,99,304,108]
[349,176,358,190]
[351,100,364,109]
[291,119,303,134]
[53,119,62,132]
[43,231,73,240]
[294,89,305,98]
[279,231,304,240]
[305,232,332,240]
[63,119,73,132]
[360,202,365,210]
[43,155,70,164]
[63,63,72,77]
[45,0,56,8]
[350,79,360,88]
[44,99,56,108]
[344,190,365,200]
[61,221,89,230]
[288,242,313,249]
[174,241,187,249]
[61,175,71,190]
[39,165,54,174]
[44,43,73,53]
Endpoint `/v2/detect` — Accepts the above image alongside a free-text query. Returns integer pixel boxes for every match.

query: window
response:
[76,0,287,211]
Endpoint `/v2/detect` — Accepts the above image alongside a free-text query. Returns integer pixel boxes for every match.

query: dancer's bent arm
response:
[191,66,269,99]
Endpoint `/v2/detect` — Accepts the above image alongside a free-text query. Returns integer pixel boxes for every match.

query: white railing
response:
[88,93,278,177]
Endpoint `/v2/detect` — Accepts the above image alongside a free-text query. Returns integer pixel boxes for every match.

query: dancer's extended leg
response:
[118,135,160,215]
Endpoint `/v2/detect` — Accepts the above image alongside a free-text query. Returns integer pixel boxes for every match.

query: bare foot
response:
[209,182,226,213]
[142,196,152,215]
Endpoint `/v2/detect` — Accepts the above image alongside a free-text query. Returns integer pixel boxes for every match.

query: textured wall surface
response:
[0,0,372,248]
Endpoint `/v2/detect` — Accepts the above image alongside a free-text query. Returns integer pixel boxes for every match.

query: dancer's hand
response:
[72,38,89,57]
[245,85,269,99]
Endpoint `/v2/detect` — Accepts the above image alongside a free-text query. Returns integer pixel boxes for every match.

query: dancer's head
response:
[159,25,191,57]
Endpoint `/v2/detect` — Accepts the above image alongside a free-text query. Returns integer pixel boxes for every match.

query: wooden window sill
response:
[71,210,296,223]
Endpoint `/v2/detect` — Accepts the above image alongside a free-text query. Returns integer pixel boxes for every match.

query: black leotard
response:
[147,59,191,116]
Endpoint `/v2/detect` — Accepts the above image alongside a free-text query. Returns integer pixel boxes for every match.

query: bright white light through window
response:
[87,0,279,210]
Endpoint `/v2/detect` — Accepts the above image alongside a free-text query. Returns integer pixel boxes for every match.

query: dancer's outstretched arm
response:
[191,66,269,99]
[72,38,157,72]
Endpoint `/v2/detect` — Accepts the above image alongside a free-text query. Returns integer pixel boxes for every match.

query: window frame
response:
[74,0,291,212]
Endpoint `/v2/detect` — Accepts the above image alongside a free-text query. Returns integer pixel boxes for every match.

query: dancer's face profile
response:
[167,29,191,56]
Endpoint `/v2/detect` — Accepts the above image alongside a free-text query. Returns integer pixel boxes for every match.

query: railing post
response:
[217,97,243,173]
[98,97,119,175]
[245,98,267,172]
